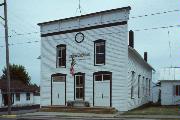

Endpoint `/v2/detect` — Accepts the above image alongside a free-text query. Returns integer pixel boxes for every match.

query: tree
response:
[1,64,31,85]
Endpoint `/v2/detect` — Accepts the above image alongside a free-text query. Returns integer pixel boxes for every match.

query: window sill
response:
[56,66,66,68]
[94,64,105,66]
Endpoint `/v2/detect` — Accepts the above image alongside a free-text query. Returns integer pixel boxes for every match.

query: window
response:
[75,74,85,99]
[16,93,20,101]
[26,93,30,101]
[56,44,66,67]
[52,75,65,82]
[146,78,148,95]
[138,75,141,98]
[176,85,180,96]
[149,79,151,96]
[94,40,105,65]
[95,74,111,81]
[131,71,135,99]
[142,77,145,96]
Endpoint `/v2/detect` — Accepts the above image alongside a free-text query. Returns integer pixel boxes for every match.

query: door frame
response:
[51,73,66,106]
[74,72,85,100]
[93,71,112,107]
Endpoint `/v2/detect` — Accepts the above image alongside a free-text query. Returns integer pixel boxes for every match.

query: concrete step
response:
[40,106,117,114]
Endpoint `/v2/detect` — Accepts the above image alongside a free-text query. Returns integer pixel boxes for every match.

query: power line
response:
[0,40,39,48]
[0,8,178,38]
[130,9,180,19]
[0,23,180,48]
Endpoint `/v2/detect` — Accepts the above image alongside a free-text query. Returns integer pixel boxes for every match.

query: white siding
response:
[13,93,34,106]
[40,9,129,35]
[34,96,40,104]
[161,81,180,105]
[40,24,129,111]
[127,49,152,110]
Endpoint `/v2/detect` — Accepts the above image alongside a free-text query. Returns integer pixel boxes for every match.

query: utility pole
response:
[0,0,11,114]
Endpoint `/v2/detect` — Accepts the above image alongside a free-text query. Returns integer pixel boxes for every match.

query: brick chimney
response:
[129,30,134,48]
[144,52,147,62]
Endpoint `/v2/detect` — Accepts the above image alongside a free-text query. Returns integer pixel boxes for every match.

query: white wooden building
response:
[0,80,40,108]
[38,6,154,111]
[159,68,180,105]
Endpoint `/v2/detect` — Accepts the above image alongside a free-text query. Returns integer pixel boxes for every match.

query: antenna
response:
[75,0,82,16]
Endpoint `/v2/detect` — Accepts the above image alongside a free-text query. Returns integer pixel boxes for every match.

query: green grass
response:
[123,105,180,115]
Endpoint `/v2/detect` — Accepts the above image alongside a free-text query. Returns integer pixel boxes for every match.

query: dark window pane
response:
[80,88,84,98]
[76,76,79,86]
[53,76,65,82]
[96,54,105,64]
[103,74,110,81]
[95,75,102,81]
[58,49,62,57]
[76,88,79,98]
[176,85,178,96]
[79,76,83,86]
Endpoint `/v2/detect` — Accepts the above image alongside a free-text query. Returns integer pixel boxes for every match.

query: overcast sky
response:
[0,0,179,85]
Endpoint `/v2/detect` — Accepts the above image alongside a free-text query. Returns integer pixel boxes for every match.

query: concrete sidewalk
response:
[115,115,180,119]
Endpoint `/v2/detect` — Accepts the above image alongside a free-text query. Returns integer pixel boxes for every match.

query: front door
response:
[75,73,85,100]
[94,73,111,106]
[52,74,66,105]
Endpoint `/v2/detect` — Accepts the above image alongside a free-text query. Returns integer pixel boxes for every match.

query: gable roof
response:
[0,80,39,93]
[128,46,155,71]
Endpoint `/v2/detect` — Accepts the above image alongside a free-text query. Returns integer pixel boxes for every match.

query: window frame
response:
[26,93,30,101]
[138,75,141,98]
[56,44,66,68]
[94,39,106,66]
[16,93,20,101]
[131,71,135,99]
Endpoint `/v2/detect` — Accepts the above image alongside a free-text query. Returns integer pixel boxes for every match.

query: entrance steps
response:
[40,106,117,114]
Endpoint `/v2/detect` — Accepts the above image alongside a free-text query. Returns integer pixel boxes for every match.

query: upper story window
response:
[56,44,66,68]
[94,40,105,65]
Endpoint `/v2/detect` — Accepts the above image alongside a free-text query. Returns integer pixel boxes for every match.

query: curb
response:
[0,114,17,118]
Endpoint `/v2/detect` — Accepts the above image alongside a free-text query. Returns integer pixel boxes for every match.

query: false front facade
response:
[38,6,154,111]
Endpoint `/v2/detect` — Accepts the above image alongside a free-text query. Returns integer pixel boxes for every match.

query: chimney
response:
[144,52,147,62]
[129,30,134,48]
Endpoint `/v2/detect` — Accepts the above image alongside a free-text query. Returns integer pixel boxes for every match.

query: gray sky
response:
[0,0,179,85]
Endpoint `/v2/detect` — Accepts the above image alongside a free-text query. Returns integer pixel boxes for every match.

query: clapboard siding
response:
[127,48,152,110]
[40,23,128,110]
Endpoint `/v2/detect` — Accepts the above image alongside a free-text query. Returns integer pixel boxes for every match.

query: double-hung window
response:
[56,44,66,67]
[94,40,105,65]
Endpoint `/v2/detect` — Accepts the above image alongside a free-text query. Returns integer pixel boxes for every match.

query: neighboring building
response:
[38,6,154,111]
[152,82,160,104]
[0,80,40,107]
[159,67,180,105]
